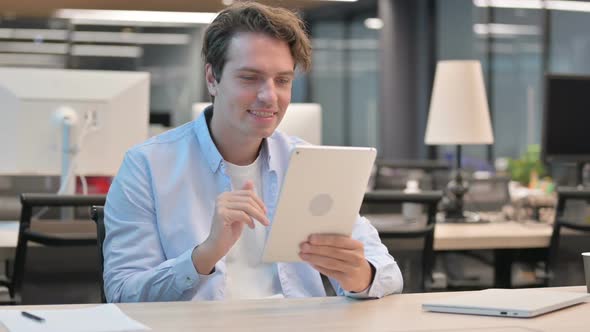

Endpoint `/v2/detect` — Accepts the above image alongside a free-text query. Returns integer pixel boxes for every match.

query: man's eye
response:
[277,77,292,85]
[240,76,257,81]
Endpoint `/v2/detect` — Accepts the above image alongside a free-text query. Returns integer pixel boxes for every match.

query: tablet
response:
[262,145,376,262]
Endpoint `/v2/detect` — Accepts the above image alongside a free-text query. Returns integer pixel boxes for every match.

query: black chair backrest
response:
[373,159,451,191]
[361,190,442,292]
[11,193,106,304]
[547,187,590,285]
[463,176,511,212]
[91,206,106,303]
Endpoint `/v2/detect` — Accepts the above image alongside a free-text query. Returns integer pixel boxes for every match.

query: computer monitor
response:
[542,74,590,185]
[192,102,322,145]
[542,74,590,162]
[0,67,149,191]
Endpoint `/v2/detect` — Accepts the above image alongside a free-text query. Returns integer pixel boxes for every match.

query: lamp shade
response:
[425,60,494,145]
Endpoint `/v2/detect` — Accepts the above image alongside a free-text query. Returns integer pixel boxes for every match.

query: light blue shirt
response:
[103,108,403,302]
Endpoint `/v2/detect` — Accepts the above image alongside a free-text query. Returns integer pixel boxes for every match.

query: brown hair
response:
[202,2,312,82]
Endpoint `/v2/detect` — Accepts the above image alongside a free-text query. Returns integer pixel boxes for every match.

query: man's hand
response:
[299,234,374,293]
[193,181,270,274]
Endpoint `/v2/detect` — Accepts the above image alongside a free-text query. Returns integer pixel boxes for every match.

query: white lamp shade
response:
[425,60,494,145]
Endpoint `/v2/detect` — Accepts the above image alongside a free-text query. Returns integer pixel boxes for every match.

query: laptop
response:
[422,288,589,318]
[262,145,376,262]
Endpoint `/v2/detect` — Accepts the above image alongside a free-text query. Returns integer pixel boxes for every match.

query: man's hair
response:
[202,2,312,82]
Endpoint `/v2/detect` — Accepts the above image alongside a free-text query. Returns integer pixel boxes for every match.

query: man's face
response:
[206,32,295,143]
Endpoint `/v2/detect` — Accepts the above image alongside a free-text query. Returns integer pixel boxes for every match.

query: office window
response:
[436,0,543,165]
[309,10,380,148]
[549,10,590,74]
[310,21,348,146]
[487,7,544,159]
[436,0,490,167]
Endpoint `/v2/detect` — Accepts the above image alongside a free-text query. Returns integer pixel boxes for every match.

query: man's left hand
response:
[299,234,373,293]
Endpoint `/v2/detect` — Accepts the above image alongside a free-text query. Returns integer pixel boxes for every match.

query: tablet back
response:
[262,145,376,262]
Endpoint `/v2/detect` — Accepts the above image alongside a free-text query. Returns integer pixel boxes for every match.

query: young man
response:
[103,2,403,302]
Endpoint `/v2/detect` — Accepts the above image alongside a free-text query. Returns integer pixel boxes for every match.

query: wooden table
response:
[367,215,573,288]
[0,222,18,262]
[5,286,588,332]
[366,215,556,251]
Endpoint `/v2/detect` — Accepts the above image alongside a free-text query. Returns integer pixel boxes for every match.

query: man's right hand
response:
[192,180,270,274]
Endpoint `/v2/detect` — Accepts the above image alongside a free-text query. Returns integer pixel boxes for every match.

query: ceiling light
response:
[364,18,383,30]
[546,0,590,12]
[54,9,218,25]
[474,0,590,12]
[473,0,543,9]
[473,23,540,36]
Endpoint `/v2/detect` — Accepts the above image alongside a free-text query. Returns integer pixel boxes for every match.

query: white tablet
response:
[262,145,377,262]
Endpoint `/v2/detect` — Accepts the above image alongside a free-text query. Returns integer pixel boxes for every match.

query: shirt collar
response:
[193,105,223,173]
[193,105,276,173]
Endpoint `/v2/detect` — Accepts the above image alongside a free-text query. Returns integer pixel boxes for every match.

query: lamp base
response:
[437,211,489,223]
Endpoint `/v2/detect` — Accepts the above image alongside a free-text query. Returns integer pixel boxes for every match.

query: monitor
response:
[192,102,322,145]
[0,67,149,181]
[542,74,590,163]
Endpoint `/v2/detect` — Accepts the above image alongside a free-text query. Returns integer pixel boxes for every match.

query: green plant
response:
[508,144,546,185]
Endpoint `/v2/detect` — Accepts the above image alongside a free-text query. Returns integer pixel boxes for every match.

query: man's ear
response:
[205,63,218,97]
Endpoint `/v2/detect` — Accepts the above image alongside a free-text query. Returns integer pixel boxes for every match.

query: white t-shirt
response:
[223,155,282,299]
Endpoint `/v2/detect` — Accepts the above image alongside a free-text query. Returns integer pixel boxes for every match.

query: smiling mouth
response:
[248,110,277,118]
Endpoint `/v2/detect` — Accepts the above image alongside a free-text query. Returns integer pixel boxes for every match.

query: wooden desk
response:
[434,221,555,251]
[0,222,18,262]
[0,220,96,261]
[6,286,589,332]
[367,215,571,288]
[367,214,555,251]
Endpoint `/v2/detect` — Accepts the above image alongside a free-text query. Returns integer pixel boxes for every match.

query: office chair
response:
[372,159,450,191]
[0,193,106,305]
[91,206,107,303]
[543,187,590,286]
[463,175,511,214]
[361,190,442,292]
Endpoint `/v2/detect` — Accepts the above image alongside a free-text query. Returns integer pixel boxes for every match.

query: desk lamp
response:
[424,60,494,223]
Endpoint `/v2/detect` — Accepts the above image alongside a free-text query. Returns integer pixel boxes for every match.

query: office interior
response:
[0,0,589,307]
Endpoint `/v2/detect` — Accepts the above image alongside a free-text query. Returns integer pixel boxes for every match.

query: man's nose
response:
[257,79,278,105]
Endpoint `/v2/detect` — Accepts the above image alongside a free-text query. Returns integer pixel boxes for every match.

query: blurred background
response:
[1,0,590,301]
[2,0,588,163]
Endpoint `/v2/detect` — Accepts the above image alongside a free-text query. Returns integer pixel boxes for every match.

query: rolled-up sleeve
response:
[103,150,210,302]
[336,216,403,299]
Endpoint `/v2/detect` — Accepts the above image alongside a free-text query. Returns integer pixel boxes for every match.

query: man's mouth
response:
[248,110,277,118]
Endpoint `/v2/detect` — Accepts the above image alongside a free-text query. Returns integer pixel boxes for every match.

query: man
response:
[103,2,403,302]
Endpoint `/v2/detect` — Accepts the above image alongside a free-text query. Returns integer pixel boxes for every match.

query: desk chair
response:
[91,206,106,303]
[361,190,442,292]
[0,193,106,305]
[372,160,450,191]
[463,176,511,214]
[441,175,511,288]
[544,187,590,286]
